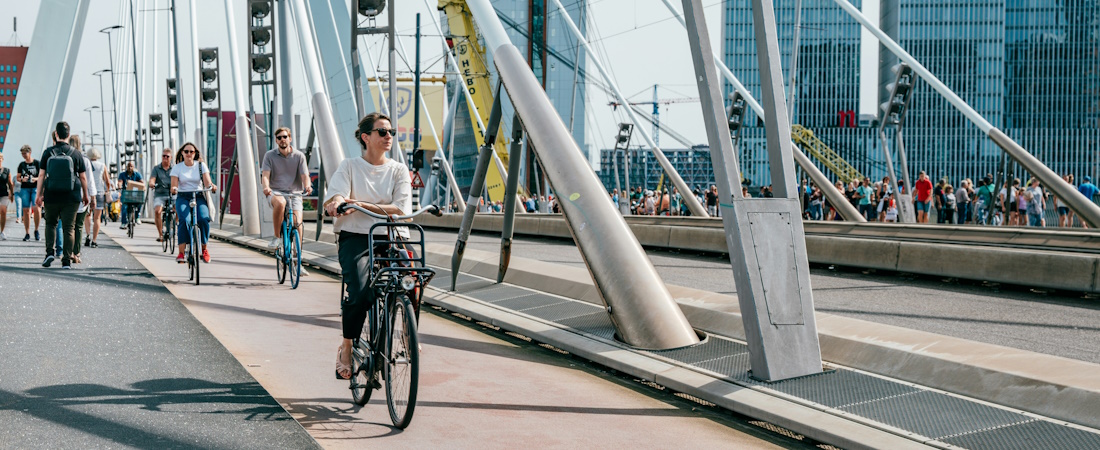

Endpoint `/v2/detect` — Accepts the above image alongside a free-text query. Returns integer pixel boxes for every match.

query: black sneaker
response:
[62,264,72,270]
[84,238,91,247]
[90,241,99,248]
[23,233,30,241]
[34,230,40,241]
[42,255,55,267]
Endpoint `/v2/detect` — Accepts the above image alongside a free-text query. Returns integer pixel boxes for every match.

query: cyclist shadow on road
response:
[22,377,289,420]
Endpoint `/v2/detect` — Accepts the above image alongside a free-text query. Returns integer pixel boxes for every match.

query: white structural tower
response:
[221,0,262,235]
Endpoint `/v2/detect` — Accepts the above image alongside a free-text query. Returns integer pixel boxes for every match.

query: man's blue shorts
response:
[914,200,930,213]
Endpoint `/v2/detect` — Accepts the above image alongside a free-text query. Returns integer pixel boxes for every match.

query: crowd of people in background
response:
[579,171,1098,228]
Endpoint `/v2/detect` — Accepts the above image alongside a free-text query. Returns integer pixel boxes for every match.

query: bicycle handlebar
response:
[335,202,442,221]
[270,191,303,199]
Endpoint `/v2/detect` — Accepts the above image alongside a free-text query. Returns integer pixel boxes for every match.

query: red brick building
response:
[0,46,28,153]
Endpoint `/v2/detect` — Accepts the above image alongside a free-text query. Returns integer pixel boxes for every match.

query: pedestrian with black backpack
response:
[34,122,90,269]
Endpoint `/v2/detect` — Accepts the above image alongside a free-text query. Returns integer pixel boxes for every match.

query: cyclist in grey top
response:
[261,127,312,249]
[149,148,175,242]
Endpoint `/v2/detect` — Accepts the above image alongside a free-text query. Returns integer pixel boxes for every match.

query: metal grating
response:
[454,277,496,292]
[496,295,571,312]
[557,311,617,340]
[430,266,1100,448]
[761,369,922,409]
[942,419,1100,450]
[519,300,604,322]
[841,390,1032,440]
[476,285,538,303]
[648,335,750,365]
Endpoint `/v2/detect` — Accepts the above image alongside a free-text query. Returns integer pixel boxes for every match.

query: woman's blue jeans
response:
[176,194,211,245]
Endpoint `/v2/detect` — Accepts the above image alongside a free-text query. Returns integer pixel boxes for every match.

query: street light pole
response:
[84,106,99,148]
[101,26,124,168]
[128,1,145,180]
[93,70,113,165]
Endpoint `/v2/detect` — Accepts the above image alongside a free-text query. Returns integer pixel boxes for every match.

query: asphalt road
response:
[0,227,319,448]
[423,228,1100,365]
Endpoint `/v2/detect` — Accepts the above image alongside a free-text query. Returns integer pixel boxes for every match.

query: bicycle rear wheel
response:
[385,295,419,429]
[288,229,301,289]
[349,282,376,406]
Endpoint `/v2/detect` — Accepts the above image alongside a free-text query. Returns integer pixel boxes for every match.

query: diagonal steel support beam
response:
[451,84,505,291]
[466,0,699,349]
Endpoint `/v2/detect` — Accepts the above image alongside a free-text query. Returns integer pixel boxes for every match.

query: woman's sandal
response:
[335,346,352,380]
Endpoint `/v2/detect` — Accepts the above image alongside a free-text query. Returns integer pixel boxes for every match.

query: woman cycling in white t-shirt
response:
[169,142,218,264]
[324,112,411,380]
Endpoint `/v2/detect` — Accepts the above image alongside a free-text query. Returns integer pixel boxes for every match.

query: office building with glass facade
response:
[0,46,27,153]
[596,146,716,195]
[722,0,1098,189]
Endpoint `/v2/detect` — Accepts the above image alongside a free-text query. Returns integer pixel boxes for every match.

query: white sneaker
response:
[119,224,127,229]
[136,219,143,225]
[268,237,280,249]
[0,232,6,241]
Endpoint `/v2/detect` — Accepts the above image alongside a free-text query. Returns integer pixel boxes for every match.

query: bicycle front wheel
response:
[275,236,287,285]
[161,214,170,253]
[127,210,135,238]
[288,229,301,289]
[193,223,202,285]
[385,295,419,429]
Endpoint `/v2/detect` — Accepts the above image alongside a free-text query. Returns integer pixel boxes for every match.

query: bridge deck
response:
[97,224,795,448]
[209,219,1100,449]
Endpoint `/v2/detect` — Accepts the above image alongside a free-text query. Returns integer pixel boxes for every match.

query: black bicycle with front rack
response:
[336,202,439,429]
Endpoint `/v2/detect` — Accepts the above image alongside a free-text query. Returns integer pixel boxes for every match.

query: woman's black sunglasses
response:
[368,128,397,137]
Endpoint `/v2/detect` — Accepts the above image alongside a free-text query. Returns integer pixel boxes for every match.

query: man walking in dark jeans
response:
[35,122,90,269]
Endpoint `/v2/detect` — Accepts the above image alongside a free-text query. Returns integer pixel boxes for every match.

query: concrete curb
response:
[210,225,1100,432]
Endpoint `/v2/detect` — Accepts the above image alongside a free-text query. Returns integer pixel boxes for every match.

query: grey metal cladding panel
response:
[520,300,603,322]
[841,390,1031,440]
[760,370,920,409]
[942,419,1100,450]
[647,336,751,365]
[746,211,805,325]
[558,311,617,340]
[495,294,565,312]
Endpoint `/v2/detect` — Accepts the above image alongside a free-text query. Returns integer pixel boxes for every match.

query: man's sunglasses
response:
[276,135,290,140]
[162,155,171,158]
[367,128,397,137]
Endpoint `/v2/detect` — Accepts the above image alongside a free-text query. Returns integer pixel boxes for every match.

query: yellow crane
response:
[790,124,865,184]
[438,0,511,201]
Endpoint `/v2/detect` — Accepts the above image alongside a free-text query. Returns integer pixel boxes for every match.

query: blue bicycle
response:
[273,192,303,289]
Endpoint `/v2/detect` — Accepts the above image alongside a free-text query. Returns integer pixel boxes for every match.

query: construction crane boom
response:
[438,0,511,202]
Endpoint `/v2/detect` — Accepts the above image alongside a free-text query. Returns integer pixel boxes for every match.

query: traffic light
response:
[615,123,633,149]
[412,150,424,169]
[726,91,746,134]
[199,48,221,112]
[166,79,180,125]
[880,63,916,127]
[149,114,162,138]
[357,0,386,17]
[431,157,442,175]
[249,0,275,83]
